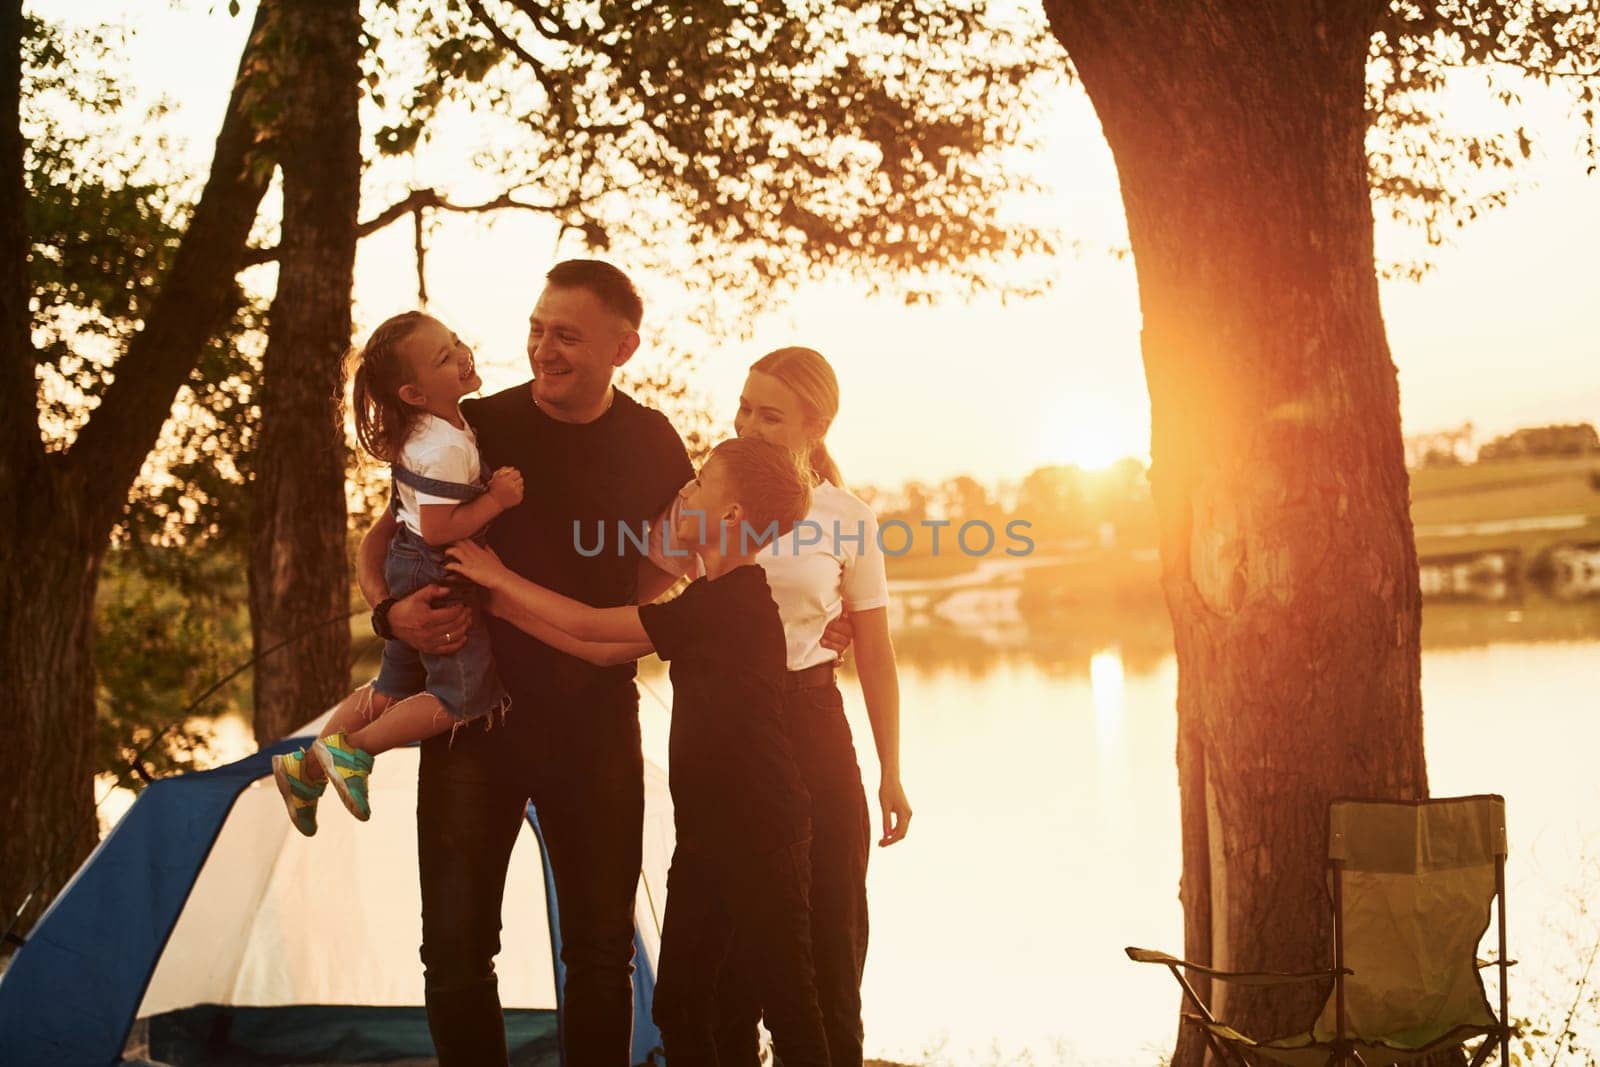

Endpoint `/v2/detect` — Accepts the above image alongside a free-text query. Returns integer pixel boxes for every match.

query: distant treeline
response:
[860,457,1159,556]
[867,421,1600,556]
[1408,421,1598,468]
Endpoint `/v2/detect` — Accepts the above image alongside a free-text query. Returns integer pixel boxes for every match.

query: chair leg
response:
[1467,1033,1498,1067]
[1168,965,1250,1067]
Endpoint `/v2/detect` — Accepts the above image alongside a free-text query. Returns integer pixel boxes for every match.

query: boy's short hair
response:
[545,259,644,328]
[709,438,812,543]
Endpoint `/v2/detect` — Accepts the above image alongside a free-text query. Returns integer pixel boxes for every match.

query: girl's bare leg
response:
[344,691,454,757]
[303,684,395,782]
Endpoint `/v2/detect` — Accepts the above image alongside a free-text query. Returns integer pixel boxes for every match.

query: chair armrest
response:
[1126,947,1350,987]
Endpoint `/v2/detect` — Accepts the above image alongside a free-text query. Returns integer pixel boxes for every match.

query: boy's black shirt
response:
[638,564,810,847]
[463,384,692,698]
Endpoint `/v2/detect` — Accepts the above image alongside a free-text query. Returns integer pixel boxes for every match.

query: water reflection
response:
[93,584,1600,1065]
[810,591,1600,1064]
[1090,648,1124,749]
[884,591,1600,683]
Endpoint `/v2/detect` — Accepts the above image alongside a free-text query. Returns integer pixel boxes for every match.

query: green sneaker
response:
[271,748,325,837]
[311,732,374,821]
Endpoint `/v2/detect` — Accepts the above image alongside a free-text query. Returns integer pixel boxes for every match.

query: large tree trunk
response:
[1040,2,1429,1059]
[0,3,275,937]
[247,0,363,744]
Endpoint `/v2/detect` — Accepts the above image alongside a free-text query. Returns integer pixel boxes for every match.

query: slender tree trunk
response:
[1040,2,1429,1058]
[0,510,103,944]
[247,0,363,744]
[0,0,27,486]
[0,3,275,936]
[0,7,95,939]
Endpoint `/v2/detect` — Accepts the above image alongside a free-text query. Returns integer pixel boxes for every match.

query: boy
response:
[446,436,830,1067]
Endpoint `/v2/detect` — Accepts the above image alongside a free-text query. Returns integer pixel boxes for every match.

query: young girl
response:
[271,311,522,837]
[447,437,832,1067]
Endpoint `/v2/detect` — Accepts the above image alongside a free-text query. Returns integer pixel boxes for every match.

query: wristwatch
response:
[371,597,398,640]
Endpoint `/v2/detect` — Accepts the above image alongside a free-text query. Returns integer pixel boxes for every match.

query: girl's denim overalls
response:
[372,463,509,722]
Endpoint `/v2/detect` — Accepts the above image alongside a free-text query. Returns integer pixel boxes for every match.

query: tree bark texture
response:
[247,0,363,744]
[0,3,275,936]
[1039,3,1430,1059]
[0,0,32,492]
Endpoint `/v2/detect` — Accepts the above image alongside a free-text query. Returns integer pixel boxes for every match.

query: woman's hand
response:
[446,540,511,588]
[878,775,912,847]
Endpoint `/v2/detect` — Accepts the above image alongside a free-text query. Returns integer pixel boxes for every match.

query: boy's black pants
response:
[653,835,830,1067]
[711,683,872,1067]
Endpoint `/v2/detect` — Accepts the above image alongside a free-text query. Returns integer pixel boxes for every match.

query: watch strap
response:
[371,597,398,640]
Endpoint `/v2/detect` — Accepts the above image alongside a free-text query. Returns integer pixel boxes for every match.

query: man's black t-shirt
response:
[637,565,810,847]
[463,384,693,698]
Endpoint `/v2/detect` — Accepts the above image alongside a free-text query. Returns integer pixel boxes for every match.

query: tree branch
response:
[462,0,564,107]
[239,187,572,267]
[413,208,428,306]
[502,0,582,45]
[68,1,277,545]
[463,0,540,67]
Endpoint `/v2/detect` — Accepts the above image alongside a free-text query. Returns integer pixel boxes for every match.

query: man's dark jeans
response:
[712,682,872,1067]
[654,837,829,1067]
[417,680,644,1067]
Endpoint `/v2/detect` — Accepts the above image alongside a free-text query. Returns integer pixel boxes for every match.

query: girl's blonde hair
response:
[708,437,812,540]
[749,346,842,486]
[351,311,428,463]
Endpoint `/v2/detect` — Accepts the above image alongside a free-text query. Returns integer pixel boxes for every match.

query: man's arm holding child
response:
[358,507,468,655]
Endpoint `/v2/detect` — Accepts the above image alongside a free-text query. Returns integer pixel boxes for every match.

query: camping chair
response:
[1127,794,1512,1066]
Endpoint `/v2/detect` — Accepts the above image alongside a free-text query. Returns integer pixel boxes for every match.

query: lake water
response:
[638,598,1600,1065]
[92,595,1600,1065]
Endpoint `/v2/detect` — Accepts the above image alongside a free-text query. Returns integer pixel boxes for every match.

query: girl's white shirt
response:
[392,414,482,537]
[649,480,890,671]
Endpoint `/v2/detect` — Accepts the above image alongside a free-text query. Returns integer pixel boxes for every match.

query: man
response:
[357,260,692,1066]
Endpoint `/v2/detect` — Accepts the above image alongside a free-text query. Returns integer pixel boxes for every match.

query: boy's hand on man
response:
[445,541,509,588]
[488,466,524,508]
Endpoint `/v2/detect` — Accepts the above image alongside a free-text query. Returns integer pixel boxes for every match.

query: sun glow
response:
[1038,411,1143,471]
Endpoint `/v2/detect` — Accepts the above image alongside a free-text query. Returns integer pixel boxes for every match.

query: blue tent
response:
[0,715,672,1066]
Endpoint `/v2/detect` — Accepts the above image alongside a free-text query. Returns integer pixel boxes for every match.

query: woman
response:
[651,346,912,1066]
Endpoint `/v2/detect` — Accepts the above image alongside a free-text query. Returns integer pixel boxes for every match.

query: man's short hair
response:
[545,259,644,329]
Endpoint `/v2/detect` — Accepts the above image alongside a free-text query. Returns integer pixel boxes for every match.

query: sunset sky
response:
[61,1,1600,489]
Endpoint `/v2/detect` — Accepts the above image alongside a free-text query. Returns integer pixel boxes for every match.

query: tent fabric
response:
[0,712,674,1066]
[0,738,300,1065]
[126,1005,560,1066]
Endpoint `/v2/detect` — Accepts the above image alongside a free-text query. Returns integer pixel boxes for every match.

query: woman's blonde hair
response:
[708,437,812,541]
[749,346,842,486]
